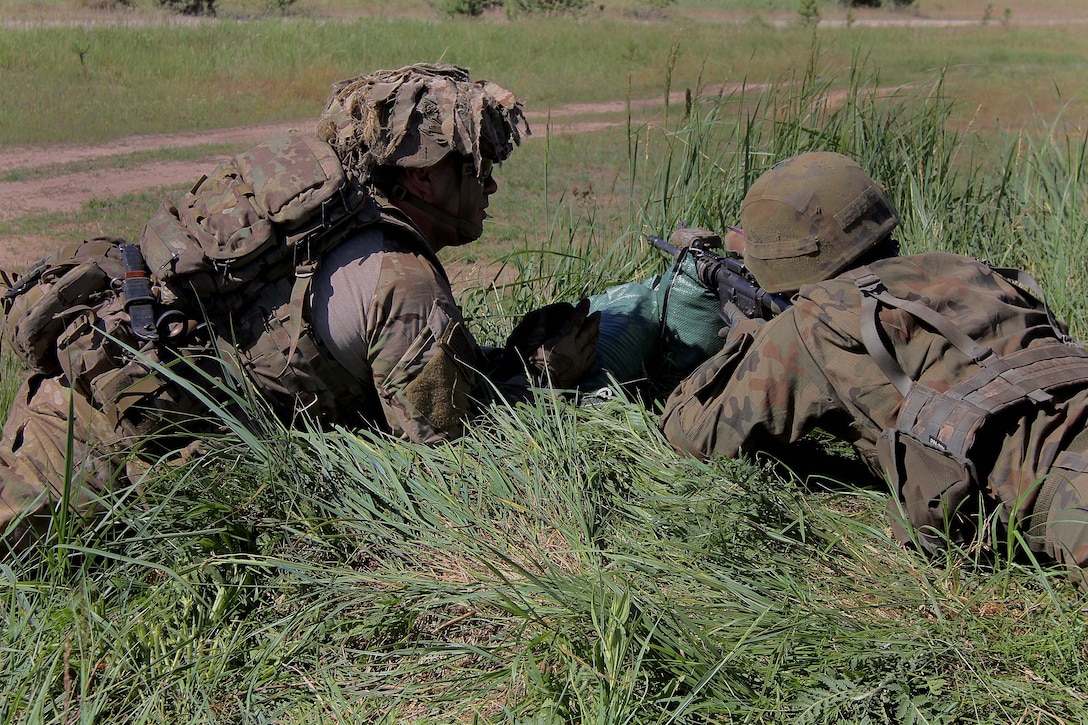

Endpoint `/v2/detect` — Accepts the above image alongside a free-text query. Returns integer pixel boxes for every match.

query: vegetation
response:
[3,44,1088,721]
[1,2,1087,722]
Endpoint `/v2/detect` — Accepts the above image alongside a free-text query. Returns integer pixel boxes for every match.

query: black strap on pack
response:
[2,258,49,302]
[119,242,159,342]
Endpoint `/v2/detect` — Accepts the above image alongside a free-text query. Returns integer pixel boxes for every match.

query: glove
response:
[718,300,765,345]
[506,298,601,388]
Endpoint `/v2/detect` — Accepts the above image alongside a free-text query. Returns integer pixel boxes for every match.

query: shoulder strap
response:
[854,263,1088,457]
[854,268,993,397]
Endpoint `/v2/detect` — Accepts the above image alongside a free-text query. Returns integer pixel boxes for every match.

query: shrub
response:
[436,0,486,16]
[798,0,821,24]
[840,0,916,7]
[158,0,217,16]
[506,0,591,16]
[80,0,134,9]
[266,0,298,13]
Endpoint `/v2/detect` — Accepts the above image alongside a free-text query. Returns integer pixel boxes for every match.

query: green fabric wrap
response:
[582,252,725,396]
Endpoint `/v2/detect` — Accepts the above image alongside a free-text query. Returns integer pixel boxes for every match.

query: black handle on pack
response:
[119,242,159,342]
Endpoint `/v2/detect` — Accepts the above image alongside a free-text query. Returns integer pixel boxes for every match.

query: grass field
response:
[2,2,1088,723]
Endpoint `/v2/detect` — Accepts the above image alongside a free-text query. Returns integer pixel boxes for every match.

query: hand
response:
[723,226,746,256]
[718,300,764,344]
[506,299,601,388]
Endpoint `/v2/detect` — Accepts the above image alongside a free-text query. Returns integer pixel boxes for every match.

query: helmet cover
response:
[317,63,530,183]
[740,151,899,293]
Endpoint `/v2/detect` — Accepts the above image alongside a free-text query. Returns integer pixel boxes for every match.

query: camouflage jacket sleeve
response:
[659,310,840,460]
[311,224,483,444]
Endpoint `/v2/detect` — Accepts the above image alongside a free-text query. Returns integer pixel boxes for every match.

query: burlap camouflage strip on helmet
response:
[316,63,530,183]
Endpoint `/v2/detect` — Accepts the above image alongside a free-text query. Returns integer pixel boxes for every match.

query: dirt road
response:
[0,86,750,270]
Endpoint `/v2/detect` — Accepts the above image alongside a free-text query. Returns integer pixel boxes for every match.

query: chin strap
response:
[386,159,480,245]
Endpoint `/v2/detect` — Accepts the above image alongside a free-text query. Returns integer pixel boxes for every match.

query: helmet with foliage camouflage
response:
[740,151,900,294]
[316,63,530,184]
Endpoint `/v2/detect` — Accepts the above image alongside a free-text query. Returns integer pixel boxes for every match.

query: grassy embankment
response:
[2,4,1088,723]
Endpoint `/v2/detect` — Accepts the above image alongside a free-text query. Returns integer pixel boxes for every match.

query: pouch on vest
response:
[878,415,980,556]
[1,238,123,375]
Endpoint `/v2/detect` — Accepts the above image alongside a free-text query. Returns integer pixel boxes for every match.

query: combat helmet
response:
[316,63,530,184]
[740,152,900,293]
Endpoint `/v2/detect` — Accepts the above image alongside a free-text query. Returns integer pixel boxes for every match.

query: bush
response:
[80,0,134,9]
[435,0,493,16]
[798,0,821,24]
[507,0,591,16]
[436,0,589,17]
[840,0,916,7]
[265,0,298,13]
[157,0,217,16]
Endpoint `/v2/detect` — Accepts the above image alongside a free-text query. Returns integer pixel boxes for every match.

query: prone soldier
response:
[0,63,601,554]
[661,151,1088,585]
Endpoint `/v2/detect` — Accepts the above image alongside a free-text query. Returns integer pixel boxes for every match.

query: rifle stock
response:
[646,232,791,321]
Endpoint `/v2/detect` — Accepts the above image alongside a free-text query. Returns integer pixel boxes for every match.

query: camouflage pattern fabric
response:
[310,199,566,444]
[660,251,1088,581]
[0,375,124,554]
[316,63,530,183]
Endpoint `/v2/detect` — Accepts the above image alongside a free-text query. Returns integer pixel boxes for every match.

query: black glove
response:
[506,299,601,388]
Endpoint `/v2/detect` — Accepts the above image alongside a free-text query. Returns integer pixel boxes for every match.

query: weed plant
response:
[2,56,1088,725]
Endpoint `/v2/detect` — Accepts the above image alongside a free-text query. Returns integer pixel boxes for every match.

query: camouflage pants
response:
[0,374,129,555]
[1,351,216,555]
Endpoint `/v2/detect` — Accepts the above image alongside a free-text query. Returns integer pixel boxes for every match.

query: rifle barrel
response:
[645,233,680,258]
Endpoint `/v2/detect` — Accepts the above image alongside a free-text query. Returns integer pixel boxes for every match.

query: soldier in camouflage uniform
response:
[0,64,600,554]
[660,151,1088,585]
[309,64,599,442]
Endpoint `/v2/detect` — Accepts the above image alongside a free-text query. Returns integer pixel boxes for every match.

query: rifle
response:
[646,231,791,322]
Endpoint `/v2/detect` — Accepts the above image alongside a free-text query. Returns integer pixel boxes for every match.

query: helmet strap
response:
[387,161,479,245]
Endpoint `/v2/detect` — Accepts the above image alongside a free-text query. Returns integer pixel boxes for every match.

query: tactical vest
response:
[852,263,1088,552]
[1,132,391,432]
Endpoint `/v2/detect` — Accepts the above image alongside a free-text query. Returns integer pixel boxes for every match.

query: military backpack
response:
[1,131,380,429]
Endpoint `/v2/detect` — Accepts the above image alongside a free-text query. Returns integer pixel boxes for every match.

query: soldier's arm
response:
[311,236,482,444]
[659,312,837,460]
[363,252,483,443]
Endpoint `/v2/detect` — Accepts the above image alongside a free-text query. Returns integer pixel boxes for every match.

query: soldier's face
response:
[430,155,499,245]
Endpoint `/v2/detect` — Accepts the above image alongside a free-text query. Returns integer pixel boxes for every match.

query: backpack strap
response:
[854,263,1088,459]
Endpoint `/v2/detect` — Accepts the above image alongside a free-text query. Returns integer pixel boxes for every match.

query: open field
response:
[2,2,1088,723]
[0,0,1086,274]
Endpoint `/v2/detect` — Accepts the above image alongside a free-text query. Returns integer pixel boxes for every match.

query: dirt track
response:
[0,86,757,270]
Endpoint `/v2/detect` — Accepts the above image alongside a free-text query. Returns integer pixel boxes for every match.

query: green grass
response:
[3,45,1088,721]
[2,5,1088,723]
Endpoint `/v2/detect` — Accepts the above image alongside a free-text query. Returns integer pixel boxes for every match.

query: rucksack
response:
[852,264,1088,553]
[1,131,381,428]
[138,130,378,317]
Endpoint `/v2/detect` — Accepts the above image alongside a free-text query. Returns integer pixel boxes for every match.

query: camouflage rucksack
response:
[1,237,215,440]
[1,130,382,429]
[139,130,377,315]
[852,263,1088,554]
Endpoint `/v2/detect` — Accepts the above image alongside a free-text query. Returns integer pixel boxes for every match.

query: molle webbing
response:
[854,266,1088,458]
